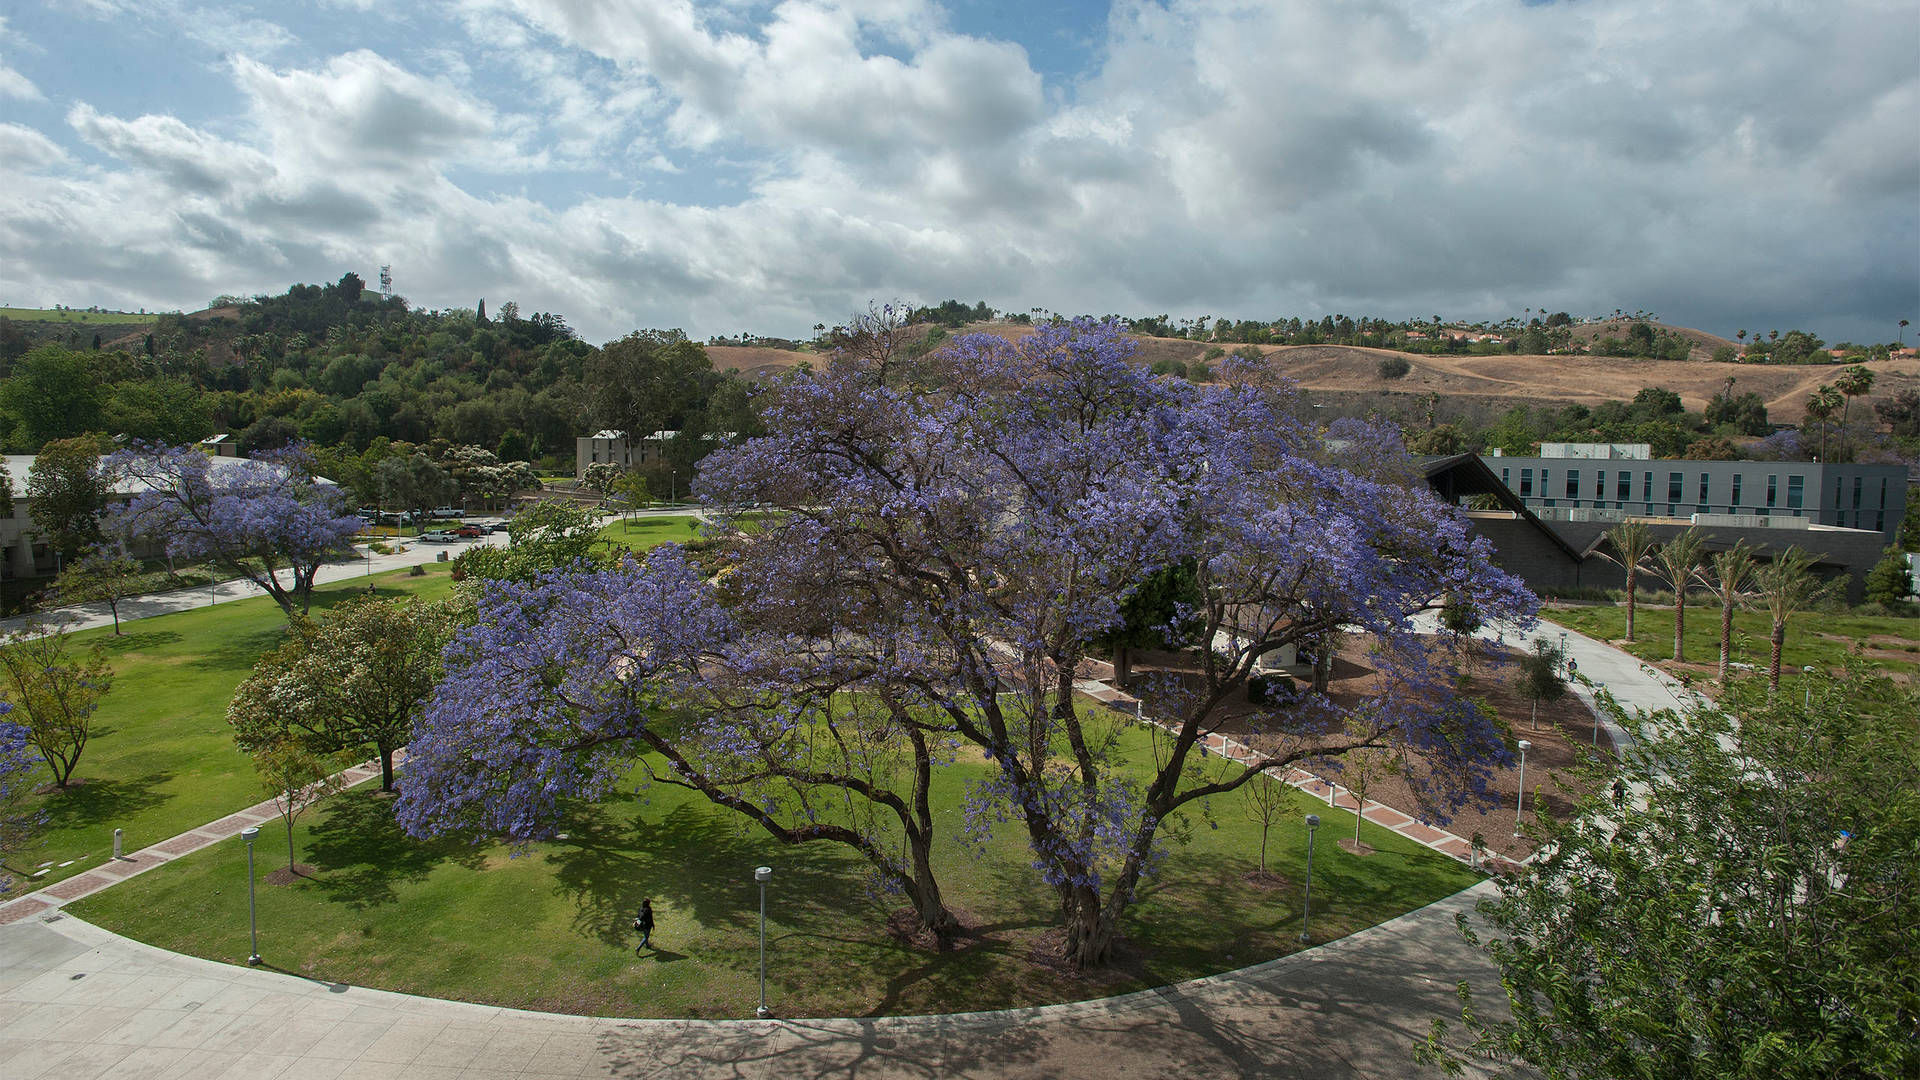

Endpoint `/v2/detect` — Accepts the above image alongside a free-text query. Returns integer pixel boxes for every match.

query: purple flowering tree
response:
[689,318,1536,967]
[0,711,44,893]
[103,442,363,620]
[396,547,963,936]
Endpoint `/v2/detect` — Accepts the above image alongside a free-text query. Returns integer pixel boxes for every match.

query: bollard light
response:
[113,828,123,860]
[1802,665,1815,709]
[241,826,261,965]
[1514,740,1532,837]
[754,865,773,1019]
[1300,814,1320,944]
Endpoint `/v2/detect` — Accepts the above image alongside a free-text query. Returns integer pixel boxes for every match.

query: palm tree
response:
[1900,319,1909,346]
[1805,385,1843,461]
[1832,364,1875,460]
[1699,540,1759,683]
[1751,546,1831,694]
[1599,521,1659,642]
[1652,528,1710,663]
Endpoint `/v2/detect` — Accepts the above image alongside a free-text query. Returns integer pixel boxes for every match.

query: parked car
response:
[420,530,458,543]
[488,522,512,533]
[378,510,408,526]
[356,507,380,522]
[454,524,486,538]
[430,506,463,519]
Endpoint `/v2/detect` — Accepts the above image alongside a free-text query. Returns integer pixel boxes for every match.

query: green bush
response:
[1377,356,1412,379]
[1247,671,1295,703]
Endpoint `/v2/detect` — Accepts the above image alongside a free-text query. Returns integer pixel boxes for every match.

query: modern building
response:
[1419,451,1901,604]
[1486,444,1906,549]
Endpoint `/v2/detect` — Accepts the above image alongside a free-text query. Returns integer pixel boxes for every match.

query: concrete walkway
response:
[0,880,1504,1079]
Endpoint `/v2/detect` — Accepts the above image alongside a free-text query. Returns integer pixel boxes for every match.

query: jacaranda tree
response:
[401,318,1534,968]
[104,442,363,619]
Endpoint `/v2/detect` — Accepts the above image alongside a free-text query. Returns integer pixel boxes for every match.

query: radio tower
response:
[379,265,393,300]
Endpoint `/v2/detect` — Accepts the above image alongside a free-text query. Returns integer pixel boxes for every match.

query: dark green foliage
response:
[907,299,994,328]
[0,346,107,449]
[1439,598,1482,635]
[1149,358,1188,378]
[1704,389,1770,435]
[1423,670,1920,1080]
[1376,355,1411,379]
[1863,547,1913,607]
[1246,672,1295,704]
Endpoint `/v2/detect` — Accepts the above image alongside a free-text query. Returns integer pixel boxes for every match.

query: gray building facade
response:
[1486,450,1907,548]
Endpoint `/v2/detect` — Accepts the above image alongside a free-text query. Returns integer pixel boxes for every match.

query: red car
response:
[453,523,487,538]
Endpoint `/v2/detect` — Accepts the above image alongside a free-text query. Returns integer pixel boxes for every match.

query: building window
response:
[1643,472,1653,500]
[1567,469,1580,499]
[1788,476,1804,509]
[1853,476,1863,509]
[1502,467,1510,489]
[1668,472,1683,503]
[1834,479,1843,511]
[1617,473,1631,500]
[1876,511,1884,532]
[1731,475,1742,506]
[1520,468,1533,497]
[1767,474,1777,507]
[1699,473,1709,504]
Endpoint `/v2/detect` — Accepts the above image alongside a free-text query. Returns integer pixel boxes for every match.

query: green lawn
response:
[599,515,700,555]
[0,307,157,325]
[8,566,459,888]
[1545,603,1920,680]
[69,727,1476,1018]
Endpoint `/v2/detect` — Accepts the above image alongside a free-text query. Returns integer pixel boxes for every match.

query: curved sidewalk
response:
[0,879,1502,1080]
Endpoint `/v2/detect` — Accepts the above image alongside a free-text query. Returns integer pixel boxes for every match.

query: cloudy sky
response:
[1,0,1914,345]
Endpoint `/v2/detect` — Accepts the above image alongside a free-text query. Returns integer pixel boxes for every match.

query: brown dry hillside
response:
[1568,318,1738,360]
[946,323,1920,424]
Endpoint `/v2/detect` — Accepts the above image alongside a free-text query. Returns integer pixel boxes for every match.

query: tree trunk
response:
[1114,645,1131,690]
[906,831,957,941]
[1259,824,1268,872]
[1719,600,1734,683]
[285,813,297,872]
[1768,620,1786,693]
[1624,569,1637,641]
[378,744,396,792]
[1673,593,1685,663]
[1061,884,1116,969]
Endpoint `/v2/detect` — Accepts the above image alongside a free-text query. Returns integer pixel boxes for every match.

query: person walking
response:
[633,899,655,953]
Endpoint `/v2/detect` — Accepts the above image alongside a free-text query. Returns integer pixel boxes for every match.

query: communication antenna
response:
[379,265,393,300]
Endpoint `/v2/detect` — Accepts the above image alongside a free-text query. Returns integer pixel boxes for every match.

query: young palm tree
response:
[1751,546,1832,693]
[1805,385,1843,461]
[1832,364,1875,461]
[1700,539,1759,683]
[1600,520,1658,642]
[1652,528,1710,663]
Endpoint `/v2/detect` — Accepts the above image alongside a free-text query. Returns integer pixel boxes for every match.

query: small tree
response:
[50,547,142,635]
[0,625,113,788]
[1514,639,1567,730]
[1751,546,1833,693]
[1651,527,1709,663]
[1240,766,1287,873]
[1599,520,1658,642]
[612,470,652,524]
[1699,539,1758,683]
[1863,546,1913,608]
[0,716,45,892]
[228,596,454,793]
[26,436,108,566]
[1343,743,1390,852]
[252,738,343,874]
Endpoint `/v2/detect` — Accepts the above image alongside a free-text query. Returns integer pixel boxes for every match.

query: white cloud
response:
[0,0,1913,343]
[0,123,67,170]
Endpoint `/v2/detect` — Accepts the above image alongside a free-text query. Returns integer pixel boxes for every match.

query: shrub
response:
[1377,356,1412,380]
[408,564,426,577]
[1247,672,1296,704]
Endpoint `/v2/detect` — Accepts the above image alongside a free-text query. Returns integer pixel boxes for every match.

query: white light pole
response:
[754,865,773,1018]
[1802,665,1815,709]
[1300,814,1320,944]
[1558,630,1569,674]
[241,826,261,965]
[1514,740,1532,837]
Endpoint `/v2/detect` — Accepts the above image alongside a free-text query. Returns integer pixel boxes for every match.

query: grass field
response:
[598,514,700,555]
[6,566,459,889]
[0,307,158,325]
[70,726,1475,1018]
[1545,603,1920,681]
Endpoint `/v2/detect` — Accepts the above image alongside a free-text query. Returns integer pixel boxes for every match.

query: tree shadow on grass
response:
[181,623,296,674]
[303,790,486,910]
[543,801,868,951]
[36,769,175,836]
[95,629,182,656]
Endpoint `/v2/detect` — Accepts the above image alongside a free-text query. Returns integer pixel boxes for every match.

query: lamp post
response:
[241,826,261,965]
[753,865,772,1019]
[1514,740,1532,837]
[671,469,678,505]
[1300,814,1320,944]
[1558,630,1569,673]
[1802,665,1815,709]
